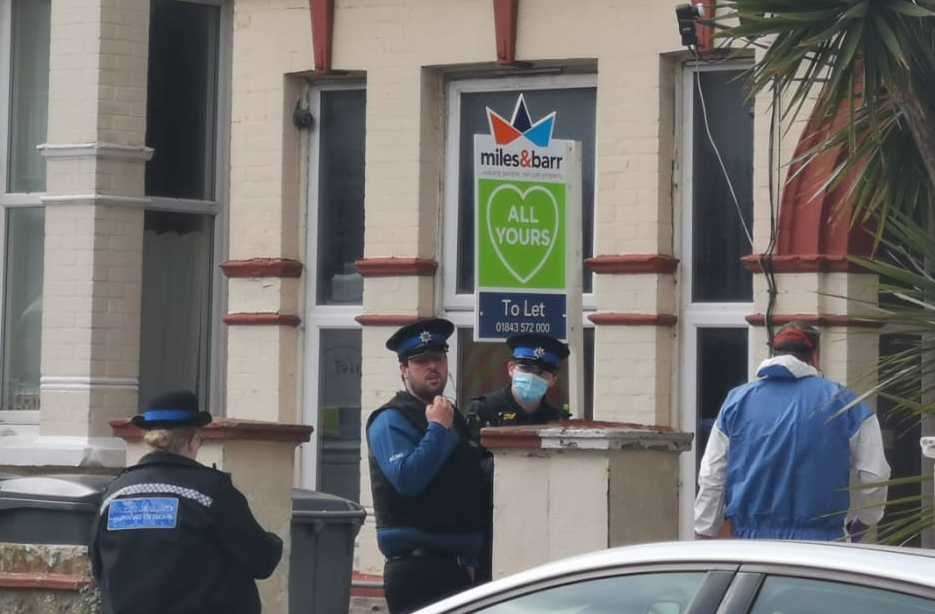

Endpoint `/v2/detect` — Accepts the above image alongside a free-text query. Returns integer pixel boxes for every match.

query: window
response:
[315,89,365,305]
[442,76,597,418]
[0,0,50,423]
[476,572,707,614]
[302,83,366,497]
[139,212,213,407]
[139,0,228,412]
[457,327,594,415]
[749,576,935,614]
[677,63,754,538]
[146,0,219,200]
[445,76,597,302]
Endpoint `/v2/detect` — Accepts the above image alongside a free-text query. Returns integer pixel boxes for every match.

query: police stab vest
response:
[367,391,485,533]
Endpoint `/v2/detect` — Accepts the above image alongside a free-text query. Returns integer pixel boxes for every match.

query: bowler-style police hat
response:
[131,390,212,430]
[386,318,454,362]
[507,333,570,373]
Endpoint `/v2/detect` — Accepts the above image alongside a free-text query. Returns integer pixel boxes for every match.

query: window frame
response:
[675,60,756,539]
[300,80,366,491]
[142,0,232,417]
[441,75,597,406]
[441,73,598,313]
[0,0,46,425]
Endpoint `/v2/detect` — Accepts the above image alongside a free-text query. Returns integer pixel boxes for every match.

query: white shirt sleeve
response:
[847,414,891,527]
[694,423,729,537]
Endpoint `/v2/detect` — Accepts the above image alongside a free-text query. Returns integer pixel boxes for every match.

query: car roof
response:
[418,541,935,613]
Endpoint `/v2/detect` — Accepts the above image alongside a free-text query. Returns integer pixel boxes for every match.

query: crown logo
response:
[486,94,556,147]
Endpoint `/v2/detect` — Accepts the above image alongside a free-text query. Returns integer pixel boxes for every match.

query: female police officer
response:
[90,391,283,614]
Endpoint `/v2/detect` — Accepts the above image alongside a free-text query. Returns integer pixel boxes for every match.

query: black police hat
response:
[131,390,212,430]
[386,318,455,362]
[507,333,570,372]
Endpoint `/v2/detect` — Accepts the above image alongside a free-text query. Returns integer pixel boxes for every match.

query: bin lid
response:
[292,488,363,513]
[0,474,111,503]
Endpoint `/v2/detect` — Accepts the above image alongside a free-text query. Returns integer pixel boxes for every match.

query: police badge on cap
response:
[131,390,213,430]
[507,333,570,372]
[386,318,455,362]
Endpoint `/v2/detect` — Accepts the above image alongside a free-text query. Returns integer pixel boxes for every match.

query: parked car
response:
[415,540,935,614]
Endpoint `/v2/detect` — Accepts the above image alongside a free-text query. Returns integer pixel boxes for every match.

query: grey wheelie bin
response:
[0,474,111,544]
[290,488,367,614]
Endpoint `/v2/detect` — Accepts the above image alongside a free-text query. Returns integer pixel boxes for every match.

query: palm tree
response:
[715,0,935,543]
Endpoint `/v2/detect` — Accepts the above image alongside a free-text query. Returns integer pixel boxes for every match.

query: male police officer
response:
[465,333,570,584]
[90,391,283,614]
[466,333,571,438]
[367,318,486,614]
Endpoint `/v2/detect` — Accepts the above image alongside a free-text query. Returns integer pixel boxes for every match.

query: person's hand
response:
[426,396,454,429]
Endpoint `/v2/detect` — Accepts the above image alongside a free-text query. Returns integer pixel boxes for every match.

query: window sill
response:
[0,410,39,425]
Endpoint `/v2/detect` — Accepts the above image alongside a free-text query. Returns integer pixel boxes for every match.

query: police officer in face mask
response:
[466,333,571,439]
[466,334,570,584]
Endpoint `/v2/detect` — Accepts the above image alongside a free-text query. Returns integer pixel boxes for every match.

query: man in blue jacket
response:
[694,321,891,541]
[367,318,486,613]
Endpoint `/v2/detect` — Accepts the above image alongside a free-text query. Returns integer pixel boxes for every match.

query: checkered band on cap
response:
[100,482,214,515]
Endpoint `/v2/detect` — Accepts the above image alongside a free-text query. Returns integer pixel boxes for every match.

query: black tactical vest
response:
[367,391,485,533]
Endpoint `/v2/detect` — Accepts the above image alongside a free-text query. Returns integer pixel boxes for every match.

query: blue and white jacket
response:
[694,355,891,540]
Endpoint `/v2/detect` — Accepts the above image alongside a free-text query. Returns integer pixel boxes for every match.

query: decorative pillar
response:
[0,0,155,468]
[483,422,692,578]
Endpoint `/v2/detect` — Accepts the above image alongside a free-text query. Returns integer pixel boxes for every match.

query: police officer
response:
[466,333,571,439]
[90,391,283,614]
[366,318,486,614]
[464,333,570,584]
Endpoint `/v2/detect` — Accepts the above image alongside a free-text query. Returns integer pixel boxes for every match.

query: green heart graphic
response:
[478,179,565,289]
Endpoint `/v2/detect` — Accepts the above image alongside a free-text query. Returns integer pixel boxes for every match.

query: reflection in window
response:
[457,327,594,419]
[2,208,44,410]
[750,576,934,614]
[318,329,361,502]
[139,212,213,409]
[457,87,596,294]
[8,0,51,193]
[145,0,220,199]
[477,572,706,614]
[696,328,748,472]
[691,70,753,303]
[316,89,365,305]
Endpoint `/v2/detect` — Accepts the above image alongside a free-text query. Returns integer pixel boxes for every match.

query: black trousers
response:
[383,554,473,614]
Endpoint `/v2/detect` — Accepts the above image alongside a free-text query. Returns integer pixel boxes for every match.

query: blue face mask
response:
[512,371,549,406]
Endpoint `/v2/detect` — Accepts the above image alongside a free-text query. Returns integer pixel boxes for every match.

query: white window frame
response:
[0,0,45,425]
[676,60,755,539]
[301,81,366,491]
[441,74,598,398]
[143,0,232,417]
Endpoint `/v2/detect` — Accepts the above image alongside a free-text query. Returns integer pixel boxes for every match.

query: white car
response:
[416,540,935,614]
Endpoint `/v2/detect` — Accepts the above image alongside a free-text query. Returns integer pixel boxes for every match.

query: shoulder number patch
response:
[107,497,179,531]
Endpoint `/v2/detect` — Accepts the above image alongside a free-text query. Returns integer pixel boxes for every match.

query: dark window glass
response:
[696,327,748,471]
[317,329,361,502]
[457,327,594,419]
[2,207,44,410]
[476,572,706,614]
[458,87,596,294]
[691,70,753,302]
[316,89,365,305]
[750,576,935,614]
[139,212,213,409]
[145,0,220,199]
[8,0,51,193]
